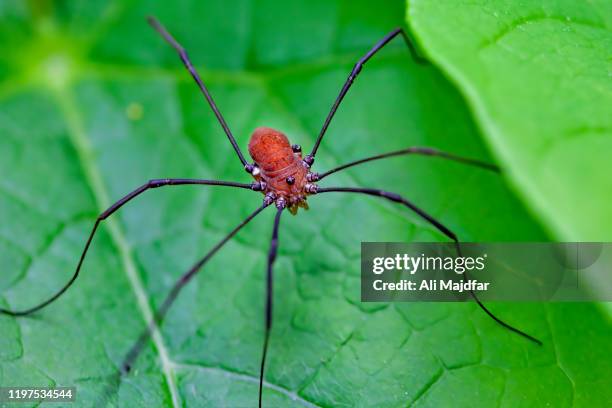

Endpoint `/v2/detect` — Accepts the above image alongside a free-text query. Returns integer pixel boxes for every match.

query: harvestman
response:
[0,17,542,407]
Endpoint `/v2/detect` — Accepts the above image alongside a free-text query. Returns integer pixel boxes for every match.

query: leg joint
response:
[303,155,315,167]
[148,179,169,188]
[350,62,363,79]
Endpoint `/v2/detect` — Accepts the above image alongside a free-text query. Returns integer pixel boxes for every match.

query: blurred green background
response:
[0,0,609,407]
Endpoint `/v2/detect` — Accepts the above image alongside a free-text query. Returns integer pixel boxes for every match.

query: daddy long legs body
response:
[0,16,542,407]
[248,127,315,214]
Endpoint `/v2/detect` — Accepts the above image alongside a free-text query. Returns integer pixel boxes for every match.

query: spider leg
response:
[148,17,251,171]
[0,179,256,317]
[121,202,270,373]
[316,186,542,346]
[314,147,499,181]
[305,27,427,165]
[259,206,284,408]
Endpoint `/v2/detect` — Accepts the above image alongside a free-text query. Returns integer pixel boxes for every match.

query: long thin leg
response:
[121,203,270,373]
[316,187,542,345]
[305,28,427,165]
[313,147,499,181]
[0,178,256,317]
[148,17,250,170]
[259,207,284,408]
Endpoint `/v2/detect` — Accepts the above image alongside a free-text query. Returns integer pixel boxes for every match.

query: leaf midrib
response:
[52,85,182,407]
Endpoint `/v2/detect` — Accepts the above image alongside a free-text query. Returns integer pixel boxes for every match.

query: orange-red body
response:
[248,127,310,214]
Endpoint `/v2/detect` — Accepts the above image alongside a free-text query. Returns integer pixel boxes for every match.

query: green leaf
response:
[408,0,612,241]
[0,1,608,407]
